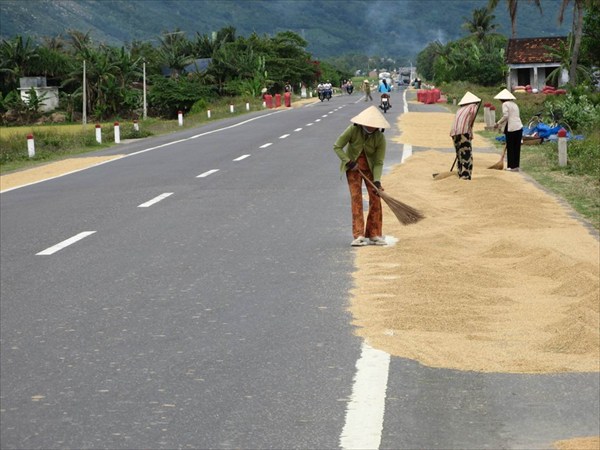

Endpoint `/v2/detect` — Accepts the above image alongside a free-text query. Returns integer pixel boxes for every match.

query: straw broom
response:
[488,144,506,170]
[432,156,457,180]
[358,169,425,225]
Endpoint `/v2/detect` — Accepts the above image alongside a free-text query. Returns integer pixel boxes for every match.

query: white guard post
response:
[27,134,35,157]
[558,128,568,167]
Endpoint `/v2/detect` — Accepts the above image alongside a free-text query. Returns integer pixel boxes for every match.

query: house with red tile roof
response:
[505,37,569,91]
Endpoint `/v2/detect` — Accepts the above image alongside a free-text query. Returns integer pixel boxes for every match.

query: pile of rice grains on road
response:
[350,111,599,375]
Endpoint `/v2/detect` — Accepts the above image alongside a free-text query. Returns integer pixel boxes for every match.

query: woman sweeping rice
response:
[333,106,391,247]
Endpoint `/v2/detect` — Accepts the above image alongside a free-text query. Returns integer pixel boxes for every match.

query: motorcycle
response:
[379,93,391,113]
[347,84,354,95]
[319,88,332,102]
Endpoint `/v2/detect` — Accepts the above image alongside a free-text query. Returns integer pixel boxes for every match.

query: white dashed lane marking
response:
[260,143,273,148]
[138,192,173,208]
[233,155,251,161]
[196,169,220,178]
[279,134,290,139]
[36,231,97,255]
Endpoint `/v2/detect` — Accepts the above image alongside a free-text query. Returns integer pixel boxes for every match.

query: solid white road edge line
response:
[340,341,391,450]
[401,144,413,163]
[196,169,219,178]
[403,88,409,114]
[138,192,173,208]
[233,155,250,161]
[36,231,97,256]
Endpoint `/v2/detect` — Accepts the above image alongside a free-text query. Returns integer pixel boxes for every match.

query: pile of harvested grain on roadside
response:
[349,112,599,374]
[392,111,487,149]
[0,156,124,192]
[553,436,600,450]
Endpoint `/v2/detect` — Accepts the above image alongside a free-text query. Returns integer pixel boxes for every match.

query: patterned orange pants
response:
[346,152,383,239]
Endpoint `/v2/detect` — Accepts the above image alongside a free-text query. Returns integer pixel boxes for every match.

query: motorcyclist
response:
[378,79,392,109]
[317,82,324,99]
[323,80,333,98]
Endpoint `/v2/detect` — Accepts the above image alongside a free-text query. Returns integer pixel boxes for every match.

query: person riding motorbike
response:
[323,80,333,99]
[378,79,392,109]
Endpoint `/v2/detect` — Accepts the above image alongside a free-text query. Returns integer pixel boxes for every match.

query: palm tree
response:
[463,7,499,41]
[0,35,39,89]
[487,0,543,37]
[157,30,194,78]
[558,0,590,86]
[544,35,590,85]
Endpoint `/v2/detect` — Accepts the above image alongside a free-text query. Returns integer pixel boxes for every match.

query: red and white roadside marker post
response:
[558,128,568,167]
[133,119,139,132]
[178,110,183,126]
[95,124,102,143]
[27,134,35,158]
[114,122,120,144]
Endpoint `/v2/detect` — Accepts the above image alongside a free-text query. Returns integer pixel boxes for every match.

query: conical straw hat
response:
[458,91,482,106]
[350,106,391,128]
[494,88,516,100]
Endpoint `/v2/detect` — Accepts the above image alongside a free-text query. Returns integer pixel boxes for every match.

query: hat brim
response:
[350,106,391,129]
[494,89,516,100]
[458,91,482,106]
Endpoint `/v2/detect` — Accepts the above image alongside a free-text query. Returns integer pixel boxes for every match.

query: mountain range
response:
[0,0,572,59]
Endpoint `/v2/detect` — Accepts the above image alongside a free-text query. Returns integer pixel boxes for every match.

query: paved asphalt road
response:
[1,91,598,449]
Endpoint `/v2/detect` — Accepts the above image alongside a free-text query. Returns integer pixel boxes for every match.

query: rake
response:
[358,169,425,225]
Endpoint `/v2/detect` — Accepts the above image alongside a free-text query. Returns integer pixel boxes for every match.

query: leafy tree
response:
[416,42,442,81]
[558,0,594,86]
[544,35,590,85]
[580,1,600,67]
[0,35,39,92]
[157,29,195,78]
[265,31,315,89]
[193,26,237,58]
[148,75,214,116]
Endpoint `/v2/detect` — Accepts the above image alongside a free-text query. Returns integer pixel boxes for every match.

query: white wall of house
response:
[19,87,60,112]
[506,63,568,91]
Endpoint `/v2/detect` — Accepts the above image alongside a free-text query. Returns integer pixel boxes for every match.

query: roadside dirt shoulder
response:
[350,110,599,374]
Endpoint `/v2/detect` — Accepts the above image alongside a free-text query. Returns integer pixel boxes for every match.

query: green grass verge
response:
[478,128,599,230]
[0,96,271,174]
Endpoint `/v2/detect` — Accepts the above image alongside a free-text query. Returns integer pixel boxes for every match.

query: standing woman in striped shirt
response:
[450,92,482,180]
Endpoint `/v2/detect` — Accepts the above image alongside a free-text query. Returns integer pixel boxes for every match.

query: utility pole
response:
[82,60,87,126]
[143,62,147,120]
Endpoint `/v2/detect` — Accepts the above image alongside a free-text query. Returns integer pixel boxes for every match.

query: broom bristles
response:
[487,159,504,170]
[432,170,455,180]
[380,191,425,225]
